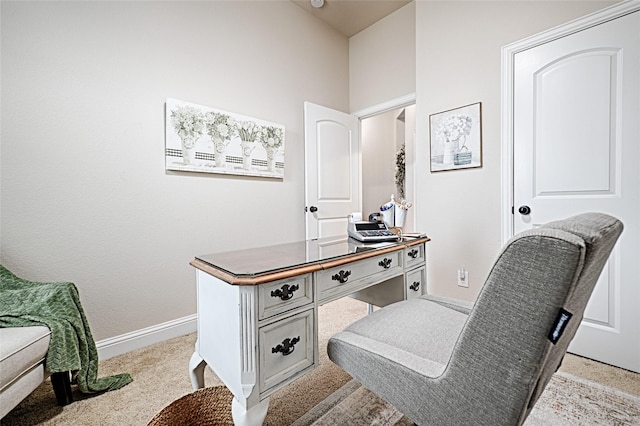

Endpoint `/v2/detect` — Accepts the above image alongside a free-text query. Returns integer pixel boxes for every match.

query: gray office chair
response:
[328,213,623,425]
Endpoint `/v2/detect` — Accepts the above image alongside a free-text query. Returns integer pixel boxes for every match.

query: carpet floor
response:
[292,373,640,425]
[2,297,639,425]
[140,368,640,425]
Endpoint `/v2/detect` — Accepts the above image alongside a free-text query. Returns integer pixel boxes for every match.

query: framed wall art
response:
[165,98,285,179]
[429,102,482,172]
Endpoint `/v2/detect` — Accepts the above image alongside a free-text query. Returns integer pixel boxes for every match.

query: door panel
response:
[317,122,352,200]
[304,102,360,240]
[583,263,613,326]
[513,11,639,372]
[534,50,617,196]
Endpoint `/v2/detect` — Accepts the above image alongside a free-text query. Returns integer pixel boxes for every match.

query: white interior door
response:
[304,102,360,240]
[513,10,640,372]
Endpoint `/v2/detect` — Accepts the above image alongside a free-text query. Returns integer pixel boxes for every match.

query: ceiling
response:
[290,0,411,38]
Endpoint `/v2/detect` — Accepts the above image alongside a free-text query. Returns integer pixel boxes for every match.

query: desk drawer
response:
[259,308,314,394]
[317,251,403,302]
[406,266,426,299]
[258,274,313,320]
[404,244,425,270]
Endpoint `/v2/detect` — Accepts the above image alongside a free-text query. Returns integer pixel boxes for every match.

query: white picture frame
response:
[165,98,285,179]
[429,102,482,172]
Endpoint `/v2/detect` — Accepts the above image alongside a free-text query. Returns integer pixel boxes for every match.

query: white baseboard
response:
[96,314,197,360]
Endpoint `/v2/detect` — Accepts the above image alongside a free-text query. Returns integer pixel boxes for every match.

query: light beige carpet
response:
[3,297,639,425]
[142,364,640,426]
[292,373,640,425]
[140,363,640,425]
[1,298,363,426]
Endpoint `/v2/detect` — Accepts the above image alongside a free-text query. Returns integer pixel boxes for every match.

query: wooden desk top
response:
[190,236,430,285]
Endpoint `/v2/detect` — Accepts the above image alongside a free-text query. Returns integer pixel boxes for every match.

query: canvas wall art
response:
[165,98,285,179]
[429,102,482,172]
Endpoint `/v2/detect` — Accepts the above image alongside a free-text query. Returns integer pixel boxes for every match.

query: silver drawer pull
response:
[332,270,351,283]
[378,258,392,269]
[408,249,419,259]
[272,336,300,356]
[409,281,420,291]
[270,284,299,301]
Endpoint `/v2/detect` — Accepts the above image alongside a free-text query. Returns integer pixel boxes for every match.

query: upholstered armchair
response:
[0,265,76,420]
[0,326,73,418]
[328,213,623,425]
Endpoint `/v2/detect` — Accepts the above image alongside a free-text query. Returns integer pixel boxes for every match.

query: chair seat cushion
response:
[329,298,468,379]
[0,326,50,391]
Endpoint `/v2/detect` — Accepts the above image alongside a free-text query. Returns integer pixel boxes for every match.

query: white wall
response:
[415,1,616,301]
[0,1,348,341]
[349,2,416,112]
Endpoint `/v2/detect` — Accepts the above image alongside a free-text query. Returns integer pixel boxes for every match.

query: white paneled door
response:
[304,102,360,240]
[513,9,640,372]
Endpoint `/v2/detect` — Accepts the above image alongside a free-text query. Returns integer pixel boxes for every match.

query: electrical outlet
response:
[457,268,469,287]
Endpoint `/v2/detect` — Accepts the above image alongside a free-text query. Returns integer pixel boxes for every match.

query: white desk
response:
[189,236,429,425]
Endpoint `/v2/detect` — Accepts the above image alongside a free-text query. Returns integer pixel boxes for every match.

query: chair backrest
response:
[444,213,623,425]
[525,213,623,413]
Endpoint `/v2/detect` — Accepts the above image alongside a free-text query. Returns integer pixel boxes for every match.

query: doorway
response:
[360,103,416,232]
[304,96,416,240]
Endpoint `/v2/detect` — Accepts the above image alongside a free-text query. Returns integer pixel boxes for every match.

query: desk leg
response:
[189,351,206,390]
[232,396,269,426]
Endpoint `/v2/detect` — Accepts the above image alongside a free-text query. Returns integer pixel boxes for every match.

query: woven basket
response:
[148,386,234,425]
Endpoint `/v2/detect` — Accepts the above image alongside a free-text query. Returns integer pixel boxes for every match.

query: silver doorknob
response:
[518,205,531,215]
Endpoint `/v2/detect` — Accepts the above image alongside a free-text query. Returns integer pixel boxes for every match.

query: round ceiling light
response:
[311,0,324,8]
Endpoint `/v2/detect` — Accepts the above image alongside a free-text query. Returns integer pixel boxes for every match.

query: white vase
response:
[394,204,407,228]
[381,208,394,228]
[241,140,255,170]
[213,137,229,168]
[443,137,460,165]
[181,137,196,165]
[266,147,278,172]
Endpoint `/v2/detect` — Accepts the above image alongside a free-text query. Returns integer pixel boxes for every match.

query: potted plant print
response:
[170,106,205,165]
[437,114,472,165]
[237,121,262,170]
[259,126,284,172]
[205,112,237,167]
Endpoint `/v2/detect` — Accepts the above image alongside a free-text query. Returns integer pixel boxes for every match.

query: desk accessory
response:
[347,221,399,242]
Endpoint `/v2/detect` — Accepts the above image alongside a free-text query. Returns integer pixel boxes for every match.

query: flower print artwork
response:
[165,98,285,178]
[205,112,238,168]
[237,121,262,170]
[258,126,285,172]
[170,106,205,165]
[429,102,482,172]
[171,106,206,140]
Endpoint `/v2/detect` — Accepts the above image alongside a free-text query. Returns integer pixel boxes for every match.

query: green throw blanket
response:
[0,265,132,393]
